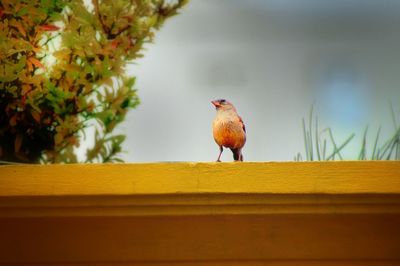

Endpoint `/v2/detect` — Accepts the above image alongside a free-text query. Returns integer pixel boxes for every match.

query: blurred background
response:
[118,0,400,162]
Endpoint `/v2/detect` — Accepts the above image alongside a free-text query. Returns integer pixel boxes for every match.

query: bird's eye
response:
[220,99,226,103]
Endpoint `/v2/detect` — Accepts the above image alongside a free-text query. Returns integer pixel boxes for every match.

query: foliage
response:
[0,0,186,163]
[295,105,400,161]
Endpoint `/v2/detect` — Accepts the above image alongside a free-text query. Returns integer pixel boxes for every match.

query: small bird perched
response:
[211,99,246,162]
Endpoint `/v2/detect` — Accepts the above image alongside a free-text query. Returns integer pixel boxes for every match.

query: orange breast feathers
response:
[213,115,246,149]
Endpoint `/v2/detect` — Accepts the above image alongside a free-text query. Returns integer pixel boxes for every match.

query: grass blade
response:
[390,102,398,130]
[386,128,400,160]
[328,128,344,160]
[378,127,400,160]
[308,106,314,161]
[315,115,321,161]
[371,126,381,160]
[302,118,309,161]
[358,126,368,160]
[326,133,355,161]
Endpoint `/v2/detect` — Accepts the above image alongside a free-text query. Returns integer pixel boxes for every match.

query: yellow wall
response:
[0,162,399,265]
[1,161,400,196]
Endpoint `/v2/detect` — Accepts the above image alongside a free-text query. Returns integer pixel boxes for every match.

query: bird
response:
[211,99,246,162]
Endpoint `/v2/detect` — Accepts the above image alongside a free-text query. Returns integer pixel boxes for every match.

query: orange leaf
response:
[14,134,23,153]
[69,136,77,146]
[54,133,63,145]
[9,115,17,127]
[9,19,26,37]
[122,15,132,22]
[28,57,45,69]
[30,109,41,122]
[26,59,33,72]
[14,21,27,37]
[111,39,120,49]
[22,84,31,95]
[20,15,30,23]
[39,24,60,31]
[32,46,41,53]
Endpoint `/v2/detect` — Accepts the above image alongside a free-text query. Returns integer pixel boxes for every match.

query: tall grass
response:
[295,105,400,161]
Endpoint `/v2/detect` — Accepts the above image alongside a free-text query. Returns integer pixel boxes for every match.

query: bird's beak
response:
[211,100,220,108]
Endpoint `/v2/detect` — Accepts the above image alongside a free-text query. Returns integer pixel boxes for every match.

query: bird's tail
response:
[231,148,243,161]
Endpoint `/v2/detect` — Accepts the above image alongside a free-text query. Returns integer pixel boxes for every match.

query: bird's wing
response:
[238,115,246,133]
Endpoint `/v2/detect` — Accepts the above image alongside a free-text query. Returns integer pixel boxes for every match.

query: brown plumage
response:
[211,99,246,162]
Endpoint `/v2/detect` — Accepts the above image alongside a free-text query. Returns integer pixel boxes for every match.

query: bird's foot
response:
[216,159,221,162]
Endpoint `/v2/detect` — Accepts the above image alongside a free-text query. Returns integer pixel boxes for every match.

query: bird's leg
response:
[232,149,243,162]
[231,148,241,161]
[216,146,223,162]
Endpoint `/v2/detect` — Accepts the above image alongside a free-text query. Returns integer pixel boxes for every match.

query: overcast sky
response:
[112,0,400,162]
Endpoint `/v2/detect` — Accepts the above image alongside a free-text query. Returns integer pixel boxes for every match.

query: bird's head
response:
[211,99,236,112]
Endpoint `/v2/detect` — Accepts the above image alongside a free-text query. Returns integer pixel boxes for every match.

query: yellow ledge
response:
[1,161,400,195]
[0,161,400,265]
[0,161,399,216]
